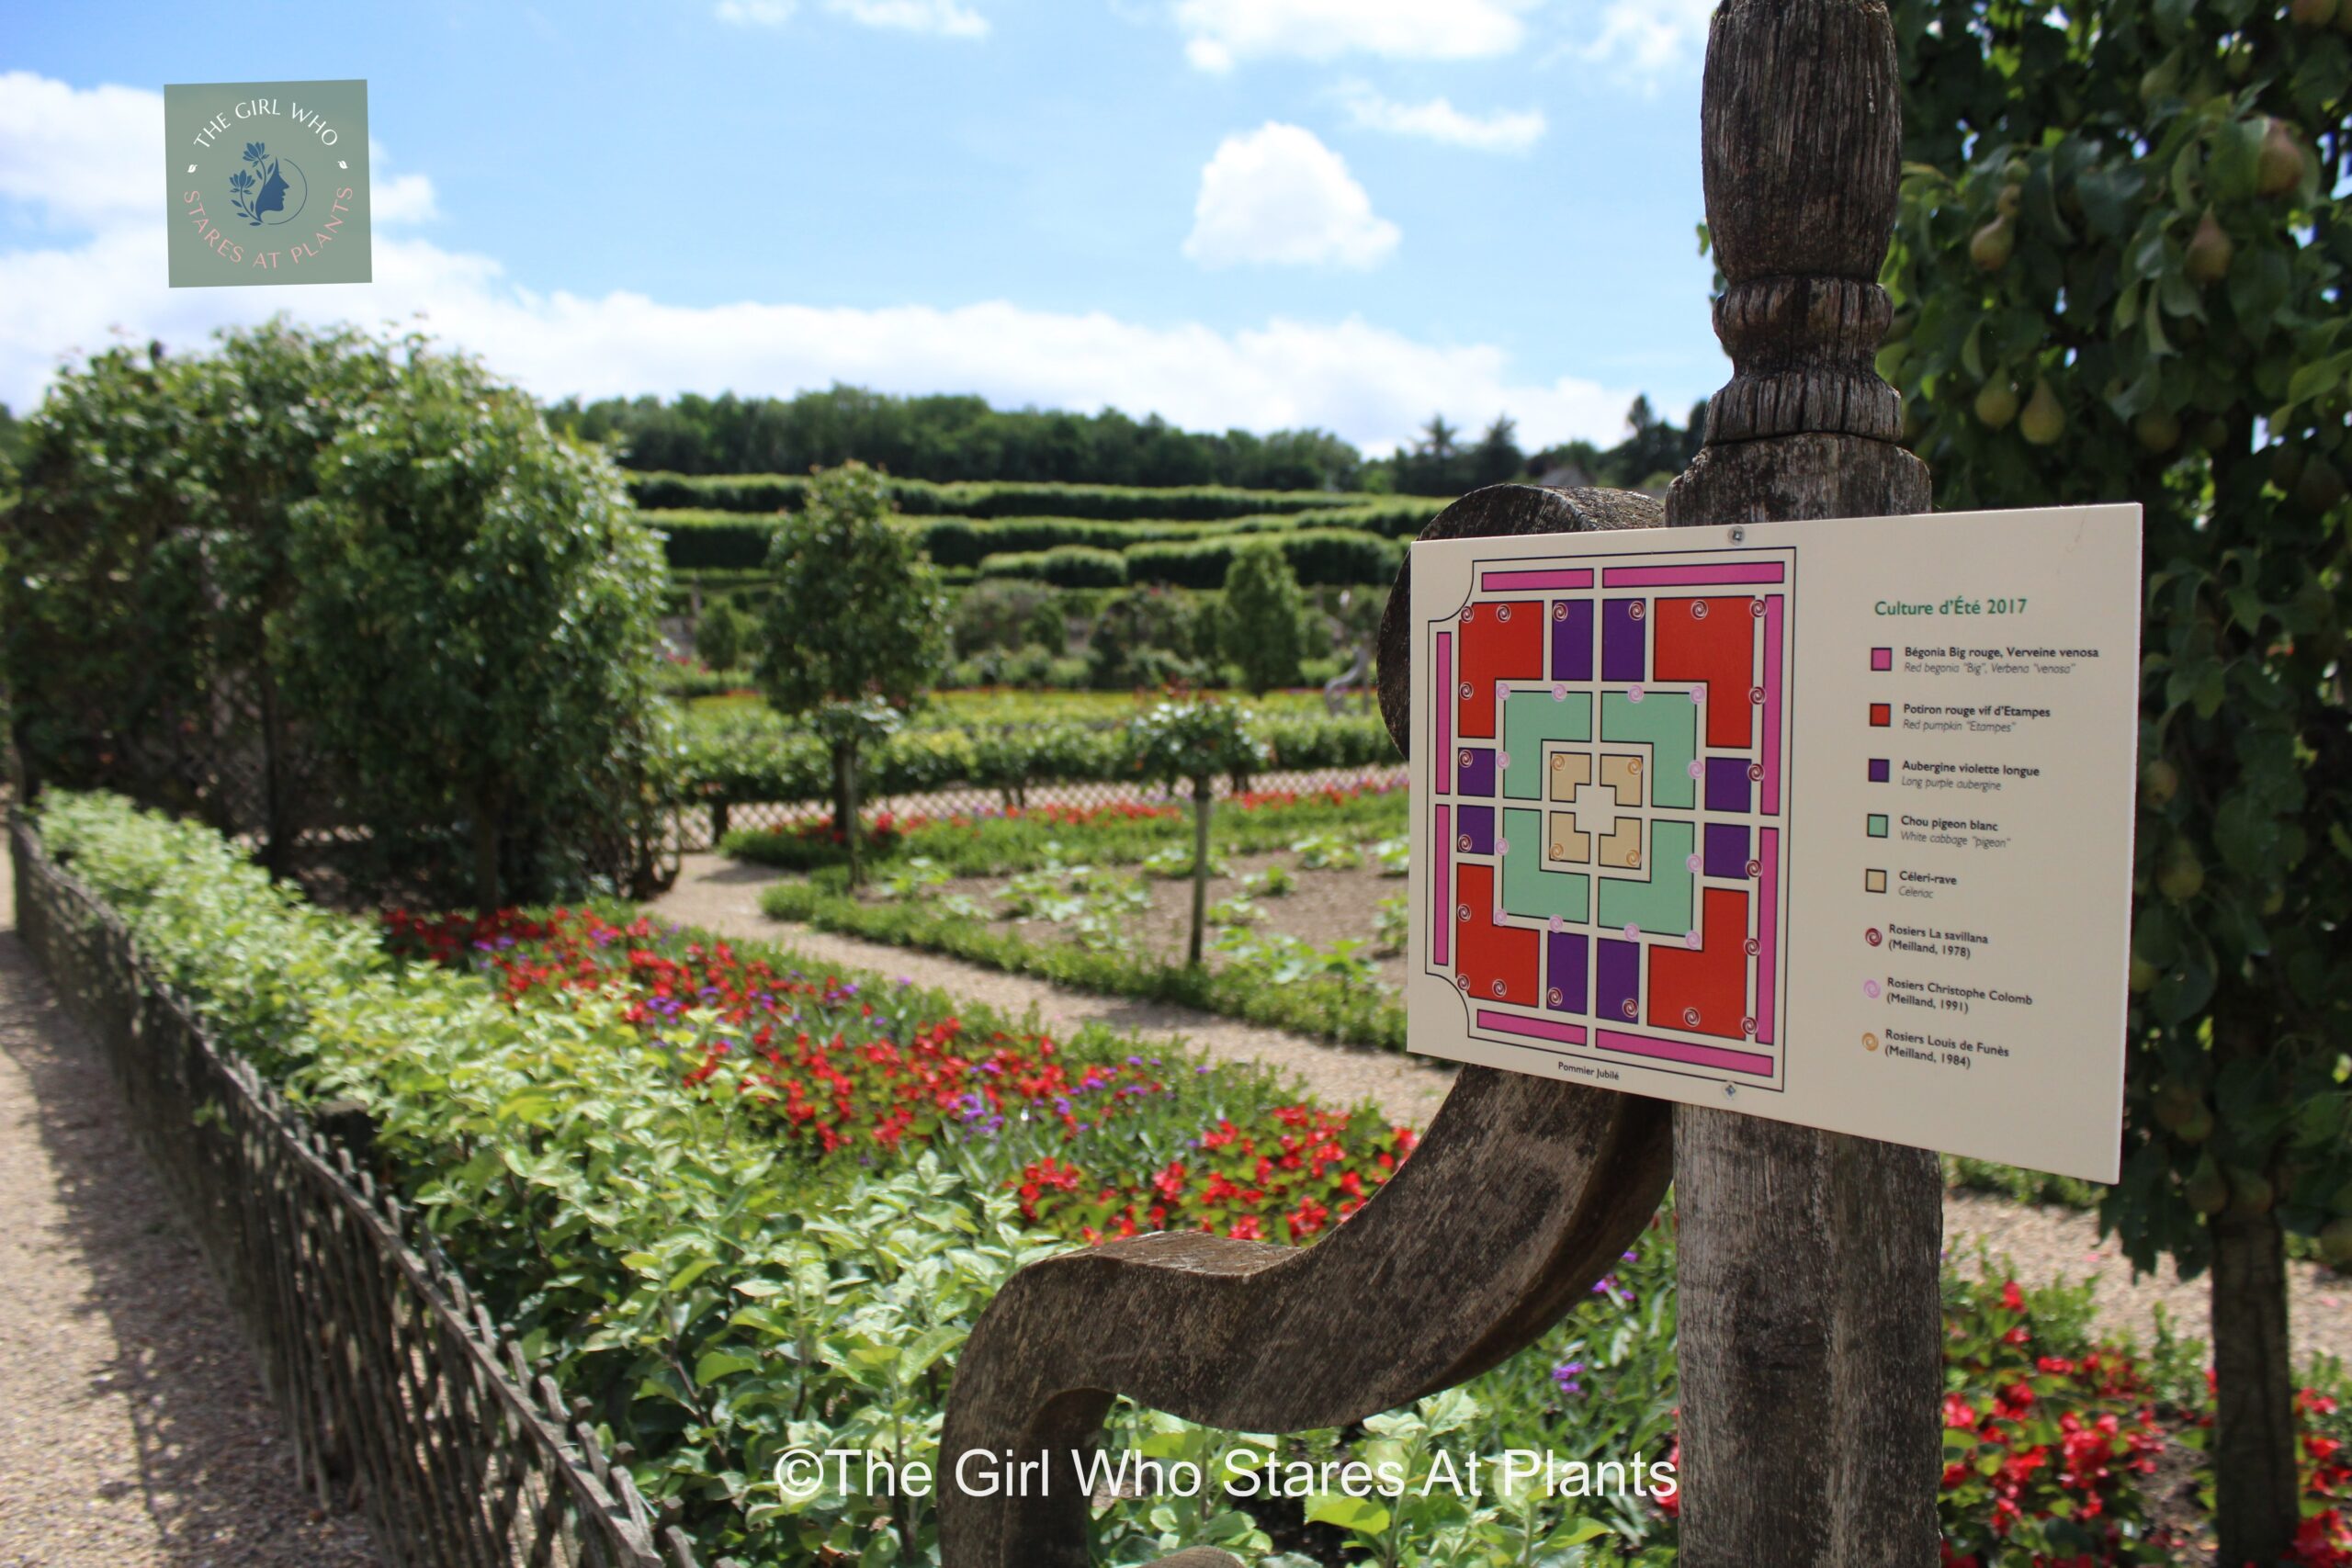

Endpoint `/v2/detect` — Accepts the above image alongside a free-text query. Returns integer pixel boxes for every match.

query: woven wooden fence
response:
[11,819,713,1568]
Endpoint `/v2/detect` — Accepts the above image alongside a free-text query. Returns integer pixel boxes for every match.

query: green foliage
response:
[275,347,671,908]
[974,543,1127,588]
[1884,0,2352,1280]
[1219,542,1309,694]
[762,876,1408,1050]
[722,784,1407,876]
[694,595,753,674]
[679,705,1396,810]
[757,462,950,716]
[1083,587,1213,691]
[552,385,1370,491]
[756,462,950,885]
[0,322,406,807]
[1125,695,1272,795]
[627,470,1400,520]
[1125,526,1401,590]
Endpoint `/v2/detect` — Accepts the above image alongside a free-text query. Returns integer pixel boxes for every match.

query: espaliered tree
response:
[1882,2,2352,1558]
[277,348,669,912]
[756,462,948,890]
[1125,694,1271,966]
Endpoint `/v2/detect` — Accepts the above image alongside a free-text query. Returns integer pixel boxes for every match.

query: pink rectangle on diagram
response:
[1433,805,1452,968]
[1478,568,1594,591]
[1476,1010,1588,1048]
[1598,1029,1776,1076]
[1436,631,1453,794]
[1762,596,1784,814]
[1757,827,1779,1045]
[1602,562,1788,587]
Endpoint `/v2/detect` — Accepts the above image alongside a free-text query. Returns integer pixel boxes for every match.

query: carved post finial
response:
[1671,0,1928,524]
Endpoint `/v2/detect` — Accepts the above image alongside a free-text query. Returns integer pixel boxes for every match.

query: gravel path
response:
[0,853,378,1565]
[653,852,2352,1368]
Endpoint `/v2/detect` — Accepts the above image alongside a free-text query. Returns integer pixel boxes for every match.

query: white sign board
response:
[1406,504,2141,1181]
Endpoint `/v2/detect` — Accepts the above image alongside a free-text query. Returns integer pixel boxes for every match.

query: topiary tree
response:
[1125,694,1270,965]
[695,594,753,674]
[1219,540,1309,694]
[756,462,948,888]
[1883,3,2351,1556]
[276,348,669,912]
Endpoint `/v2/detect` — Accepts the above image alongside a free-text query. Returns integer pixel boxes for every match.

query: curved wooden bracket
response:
[939,484,1676,1568]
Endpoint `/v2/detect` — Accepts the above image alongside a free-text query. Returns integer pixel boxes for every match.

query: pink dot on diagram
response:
[1432,547,1795,1087]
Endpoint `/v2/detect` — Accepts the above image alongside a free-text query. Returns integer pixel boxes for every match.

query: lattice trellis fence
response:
[678,763,1409,852]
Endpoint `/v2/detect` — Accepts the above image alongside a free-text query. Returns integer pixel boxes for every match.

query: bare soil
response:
[915,852,1412,986]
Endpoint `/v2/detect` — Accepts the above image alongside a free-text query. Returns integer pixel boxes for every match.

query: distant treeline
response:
[545,384,1708,497]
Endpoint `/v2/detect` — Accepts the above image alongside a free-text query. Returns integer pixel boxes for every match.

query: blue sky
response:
[0,0,1724,453]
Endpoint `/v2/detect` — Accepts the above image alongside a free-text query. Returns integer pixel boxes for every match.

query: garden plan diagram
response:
[1408,508,2143,1181]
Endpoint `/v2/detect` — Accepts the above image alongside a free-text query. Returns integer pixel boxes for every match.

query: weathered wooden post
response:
[937,3,1943,1564]
[1666,1,1941,1559]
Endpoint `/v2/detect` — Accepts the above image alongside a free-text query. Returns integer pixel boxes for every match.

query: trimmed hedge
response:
[678,710,1397,806]
[628,471,1447,522]
[1125,527,1401,589]
[971,545,1127,588]
[649,506,1430,579]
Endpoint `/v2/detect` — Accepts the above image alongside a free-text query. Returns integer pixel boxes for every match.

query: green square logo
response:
[165,80,370,287]
[1866,813,1890,839]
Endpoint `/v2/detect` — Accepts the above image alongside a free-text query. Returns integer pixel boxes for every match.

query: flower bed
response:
[39,793,2352,1568]
[385,905,1417,1244]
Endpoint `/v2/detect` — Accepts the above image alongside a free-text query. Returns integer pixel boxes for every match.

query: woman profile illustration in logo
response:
[228,141,305,228]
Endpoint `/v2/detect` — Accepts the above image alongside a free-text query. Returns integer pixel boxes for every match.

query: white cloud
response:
[1581,0,1713,82]
[828,0,987,36]
[715,0,987,35]
[0,74,1639,453]
[1182,123,1398,270]
[366,139,440,224]
[1174,0,1528,72]
[715,0,797,24]
[0,71,162,230]
[1336,83,1544,153]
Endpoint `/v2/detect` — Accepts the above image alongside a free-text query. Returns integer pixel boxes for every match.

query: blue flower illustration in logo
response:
[228,141,307,228]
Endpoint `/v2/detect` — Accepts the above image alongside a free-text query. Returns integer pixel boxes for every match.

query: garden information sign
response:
[1407,503,2142,1181]
[164,79,370,287]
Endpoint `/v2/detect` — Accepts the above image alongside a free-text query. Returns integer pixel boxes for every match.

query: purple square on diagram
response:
[1456,746,1498,797]
[1704,756,1752,813]
[1703,822,1750,879]
[1596,939,1641,1023]
[1868,757,1892,784]
[1456,805,1496,856]
[1546,931,1588,1014]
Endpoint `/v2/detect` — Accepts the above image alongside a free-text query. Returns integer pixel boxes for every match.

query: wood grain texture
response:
[1667,3,1944,1564]
[939,484,1675,1568]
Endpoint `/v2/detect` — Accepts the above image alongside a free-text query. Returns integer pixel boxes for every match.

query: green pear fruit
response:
[2134,409,2182,454]
[2186,209,2234,286]
[1974,380,2020,429]
[2157,845,2204,902]
[2019,379,2066,445]
[1971,216,2016,272]
[2258,119,2307,197]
